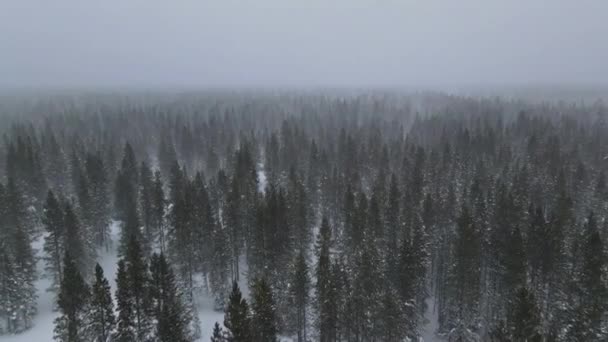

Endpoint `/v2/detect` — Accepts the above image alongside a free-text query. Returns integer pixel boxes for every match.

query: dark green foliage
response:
[114,260,136,342]
[54,252,90,342]
[210,322,225,342]
[288,250,310,342]
[63,201,95,279]
[43,190,66,292]
[507,287,542,342]
[150,253,192,342]
[86,264,115,342]
[223,282,252,342]
[85,153,111,249]
[250,278,278,342]
[316,217,337,342]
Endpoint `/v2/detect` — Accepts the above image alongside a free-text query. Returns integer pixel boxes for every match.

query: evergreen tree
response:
[54,252,90,342]
[223,282,252,342]
[506,287,542,342]
[43,190,66,292]
[0,249,23,334]
[316,217,336,342]
[446,205,481,333]
[250,277,278,342]
[64,201,95,279]
[11,225,38,332]
[210,223,231,309]
[288,250,310,342]
[124,236,152,341]
[151,171,166,253]
[568,212,607,341]
[86,264,115,342]
[149,253,192,342]
[139,161,154,249]
[85,153,111,249]
[210,322,226,342]
[114,260,136,342]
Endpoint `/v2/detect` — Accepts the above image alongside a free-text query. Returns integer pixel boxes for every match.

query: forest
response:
[0,92,607,341]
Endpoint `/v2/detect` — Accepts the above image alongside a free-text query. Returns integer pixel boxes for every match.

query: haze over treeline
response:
[2,0,608,89]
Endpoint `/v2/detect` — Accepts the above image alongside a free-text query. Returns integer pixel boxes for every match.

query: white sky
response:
[1,0,607,88]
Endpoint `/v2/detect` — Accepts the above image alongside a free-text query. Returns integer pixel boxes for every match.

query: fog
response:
[2,0,607,88]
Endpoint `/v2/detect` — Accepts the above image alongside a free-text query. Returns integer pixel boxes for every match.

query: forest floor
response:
[2,221,224,342]
[421,297,443,342]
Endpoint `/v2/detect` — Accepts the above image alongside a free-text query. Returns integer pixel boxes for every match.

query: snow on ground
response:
[257,163,267,193]
[3,233,55,341]
[421,296,443,342]
[1,221,229,342]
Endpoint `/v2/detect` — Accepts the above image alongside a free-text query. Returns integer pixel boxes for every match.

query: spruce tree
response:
[43,190,66,292]
[288,250,309,342]
[316,217,336,342]
[85,152,111,249]
[210,322,226,342]
[8,211,38,332]
[114,260,136,342]
[86,264,115,342]
[124,236,152,341]
[150,253,192,342]
[151,170,166,253]
[250,277,278,342]
[507,287,542,342]
[139,161,154,249]
[223,282,252,342]
[446,205,481,333]
[210,223,231,309]
[568,212,606,341]
[54,252,90,342]
[0,250,22,334]
[64,201,95,279]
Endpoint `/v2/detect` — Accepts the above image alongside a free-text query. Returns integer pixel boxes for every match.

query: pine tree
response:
[223,282,252,342]
[507,287,542,342]
[139,161,154,249]
[568,212,606,341]
[8,208,38,333]
[316,217,336,342]
[149,253,192,342]
[64,201,95,279]
[396,236,423,338]
[124,236,152,341]
[115,142,141,255]
[210,322,226,342]
[151,171,166,253]
[85,153,111,249]
[0,249,22,334]
[54,252,90,342]
[446,205,481,333]
[86,264,115,342]
[0,177,37,333]
[210,223,231,309]
[288,250,309,342]
[114,260,136,342]
[250,277,278,342]
[43,190,66,292]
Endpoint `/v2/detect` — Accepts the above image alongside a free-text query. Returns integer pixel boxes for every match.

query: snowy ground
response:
[421,297,443,342]
[1,222,225,342]
[257,163,267,193]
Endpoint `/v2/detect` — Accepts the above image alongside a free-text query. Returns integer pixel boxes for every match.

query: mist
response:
[2,0,607,89]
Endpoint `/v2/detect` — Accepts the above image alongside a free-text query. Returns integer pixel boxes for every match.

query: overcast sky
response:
[1,0,607,88]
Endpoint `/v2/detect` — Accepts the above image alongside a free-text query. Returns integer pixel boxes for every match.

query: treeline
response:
[0,92,607,341]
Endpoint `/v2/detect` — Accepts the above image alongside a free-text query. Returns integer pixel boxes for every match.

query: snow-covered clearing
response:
[257,163,267,193]
[421,297,443,342]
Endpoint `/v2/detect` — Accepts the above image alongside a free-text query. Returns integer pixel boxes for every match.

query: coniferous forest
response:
[0,92,607,341]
